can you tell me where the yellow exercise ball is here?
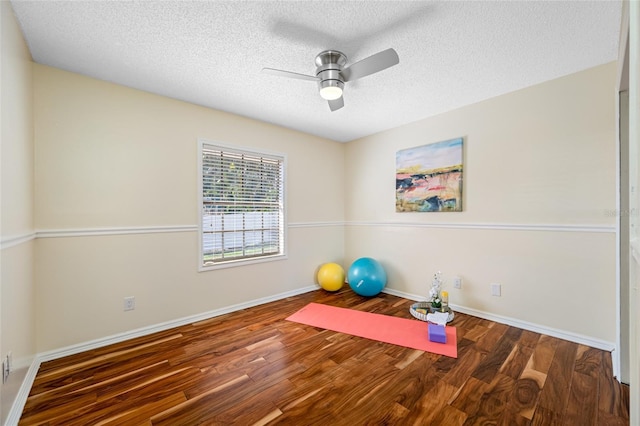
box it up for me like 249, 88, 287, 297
317, 263, 345, 292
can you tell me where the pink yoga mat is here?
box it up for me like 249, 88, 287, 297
286, 303, 457, 358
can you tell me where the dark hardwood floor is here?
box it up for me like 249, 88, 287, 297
20, 289, 629, 425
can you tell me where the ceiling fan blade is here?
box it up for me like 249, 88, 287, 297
340, 48, 399, 82
262, 67, 319, 82
328, 96, 344, 112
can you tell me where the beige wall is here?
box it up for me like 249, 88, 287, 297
345, 63, 618, 344
33, 65, 345, 352
33, 62, 619, 351
0, 1, 35, 423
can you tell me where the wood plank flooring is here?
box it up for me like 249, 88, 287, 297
20, 289, 629, 425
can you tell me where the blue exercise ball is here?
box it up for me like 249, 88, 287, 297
348, 257, 387, 297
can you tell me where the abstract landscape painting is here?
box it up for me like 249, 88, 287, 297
396, 137, 463, 212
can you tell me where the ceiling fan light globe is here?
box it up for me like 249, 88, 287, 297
320, 85, 343, 100
319, 79, 344, 100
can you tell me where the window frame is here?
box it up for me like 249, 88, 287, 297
197, 139, 287, 271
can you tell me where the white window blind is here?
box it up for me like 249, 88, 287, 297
200, 142, 285, 268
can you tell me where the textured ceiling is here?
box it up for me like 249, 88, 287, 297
11, 1, 622, 142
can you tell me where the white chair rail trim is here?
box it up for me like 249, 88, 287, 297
0, 232, 36, 250
0, 221, 613, 243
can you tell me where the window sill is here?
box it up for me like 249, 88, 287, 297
198, 253, 288, 272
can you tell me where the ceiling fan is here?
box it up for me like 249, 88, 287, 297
262, 48, 399, 111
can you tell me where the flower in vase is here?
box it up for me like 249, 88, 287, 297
429, 271, 444, 308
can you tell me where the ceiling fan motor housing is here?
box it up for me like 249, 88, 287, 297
315, 50, 346, 95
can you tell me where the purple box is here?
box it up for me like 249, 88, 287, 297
428, 323, 447, 344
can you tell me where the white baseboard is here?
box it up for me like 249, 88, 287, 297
382, 287, 618, 353
5, 357, 41, 426
5, 285, 318, 426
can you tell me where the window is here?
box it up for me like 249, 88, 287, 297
198, 140, 285, 269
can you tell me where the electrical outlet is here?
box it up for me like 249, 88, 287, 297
491, 283, 501, 296
124, 296, 136, 311
453, 276, 462, 289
